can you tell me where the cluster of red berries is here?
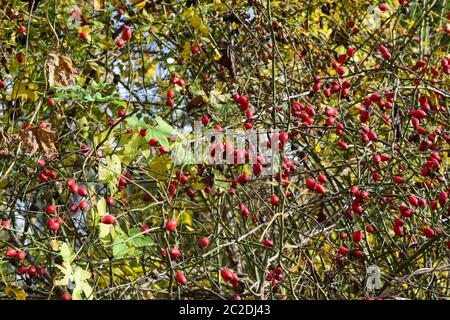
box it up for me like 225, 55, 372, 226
4, 248, 46, 279
266, 265, 284, 292
221, 268, 239, 288
165, 76, 184, 108
116, 25, 132, 48
191, 45, 201, 55
232, 93, 254, 129
306, 176, 326, 194
344, 186, 370, 217
37, 160, 59, 183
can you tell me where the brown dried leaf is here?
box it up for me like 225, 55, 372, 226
218, 43, 236, 81
330, 27, 350, 47
187, 95, 206, 111
21, 126, 58, 160
45, 49, 75, 87
0, 130, 19, 159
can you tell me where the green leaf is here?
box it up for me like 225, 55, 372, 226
99, 224, 114, 241
97, 197, 106, 217
132, 236, 155, 248
128, 227, 155, 248
154, 116, 176, 137
122, 134, 143, 164
60, 243, 72, 264
112, 100, 127, 108
72, 267, 93, 300
147, 128, 170, 148
126, 116, 146, 129
98, 155, 121, 195
113, 234, 129, 259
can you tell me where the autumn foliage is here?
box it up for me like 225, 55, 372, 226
0, 0, 449, 300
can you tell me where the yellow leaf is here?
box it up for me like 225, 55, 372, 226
93, 0, 105, 10
145, 59, 158, 79
5, 285, 27, 300
49, 239, 60, 251
191, 14, 202, 29
11, 82, 38, 102
181, 41, 191, 60
183, 7, 195, 18
131, 0, 147, 9
191, 182, 205, 190
149, 155, 173, 181
182, 211, 192, 226
77, 26, 91, 34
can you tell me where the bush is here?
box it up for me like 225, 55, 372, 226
0, 0, 449, 300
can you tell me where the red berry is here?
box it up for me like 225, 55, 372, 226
271, 195, 280, 206
279, 132, 289, 143
47, 97, 55, 107
159, 146, 169, 154
347, 47, 356, 56
314, 183, 326, 194
27, 265, 37, 277
165, 219, 177, 231
338, 246, 349, 255
263, 239, 273, 247
394, 175, 404, 184
166, 89, 175, 99
46, 205, 57, 215
175, 271, 186, 285
6, 247, 17, 257
201, 114, 209, 126
379, 3, 388, 11
77, 187, 88, 197
423, 227, 435, 239
199, 237, 210, 248
408, 195, 419, 206
101, 214, 116, 225
220, 268, 233, 281
122, 28, 132, 41
306, 178, 316, 190
17, 251, 26, 261
180, 175, 188, 185
139, 128, 147, 137
106, 196, 115, 206
18, 265, 27, 275
394, 224, 404, 236
352, 230, 364, 243
317, 175, 328, 184
149, 138, 158, 147
61, 293, 72, 301
115, 39, 126, 48
79, 200, 88, 211
170, 247, 181, 259
79, 32, 88, 41
48, 218, 60, 231
69, 183, 79, 193
117, 108, 126, 117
